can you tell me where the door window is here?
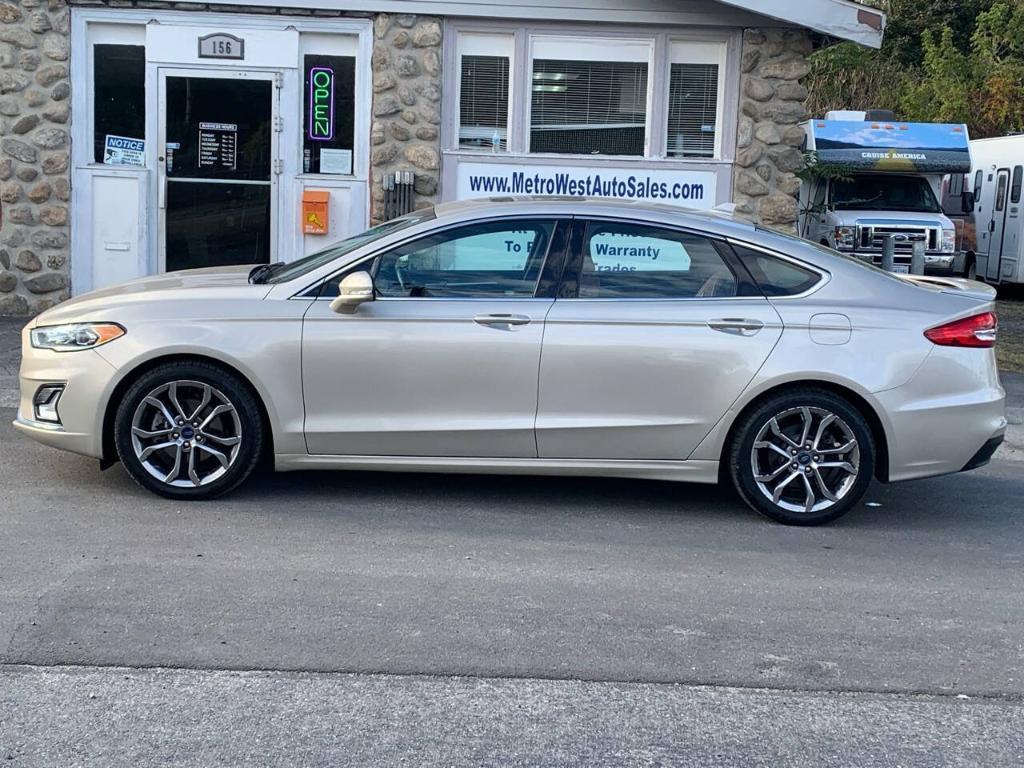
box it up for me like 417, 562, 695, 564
996, 173, 1008, 212
302, 54, 356, 174
93, 44, 145, 165
374, 220, 556, 298
573, 221, 739, 298
731, 245, 821, 296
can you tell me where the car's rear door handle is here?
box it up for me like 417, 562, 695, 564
474, 313, 532, 329
708, 318, 765, 336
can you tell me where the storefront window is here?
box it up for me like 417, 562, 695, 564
530, 59, 648, 156
451, 28, 728, 162
302, 54, 356, 174
460, 55, 510, 151
666, 42, 723, 159
93, 44, 145, 165
529, 38, 650, 157
667, 64, 718, 158
457, 33, 513, 152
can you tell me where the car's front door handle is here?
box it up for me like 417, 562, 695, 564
474, 313, 532, 330
708, 318, 765, 336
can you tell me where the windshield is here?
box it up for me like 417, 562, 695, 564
830, 175, 941, 213
266, 208, 436, 284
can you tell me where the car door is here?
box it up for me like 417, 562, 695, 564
302, 217, 568, 457
535, 219, 783, 461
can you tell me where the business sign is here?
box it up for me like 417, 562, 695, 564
198, 33, 244, 60
308, 66, 335, 141
456, 162, 717, 209
103, 135, 145, 167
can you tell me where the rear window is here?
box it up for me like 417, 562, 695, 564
732, 245, 820, 296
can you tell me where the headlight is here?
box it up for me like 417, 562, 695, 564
941, 228, 956, 253
30, 323, 125, 352
834, 226, 856, 250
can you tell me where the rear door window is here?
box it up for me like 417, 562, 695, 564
569, 221, 743, 299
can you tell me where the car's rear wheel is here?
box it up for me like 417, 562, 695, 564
728, 389, 875, 525
114, 362, 264, 500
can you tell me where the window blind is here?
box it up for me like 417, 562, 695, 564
459, 55, 510, 151
529, 59, 648, 156
666, 62, 719, 158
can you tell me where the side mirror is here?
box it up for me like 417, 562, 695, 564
962, 191, 975, 213
329, 271, 375, 315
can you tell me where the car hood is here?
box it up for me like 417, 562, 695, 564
32, 266, 272, 326
830, 209, 951, 226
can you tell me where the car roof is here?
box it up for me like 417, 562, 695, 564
431, 195, 760, 238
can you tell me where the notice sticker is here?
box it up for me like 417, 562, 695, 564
318, 148, 352, 175
104, 135, 145, 166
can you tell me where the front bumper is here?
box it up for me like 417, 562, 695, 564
12, 325, 118, 459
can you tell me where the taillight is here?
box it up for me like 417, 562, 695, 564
924, 312, 997, 348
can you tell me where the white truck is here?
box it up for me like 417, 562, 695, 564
942, 134, 1024, 285
798, 111, 969, 275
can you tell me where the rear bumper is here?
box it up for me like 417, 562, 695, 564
961, 433, 1005, 472
875, 347, 1006, 482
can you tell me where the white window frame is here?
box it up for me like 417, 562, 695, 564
445, 22, 738, 164
665, 39, 727, 160
454, 31, 515, 153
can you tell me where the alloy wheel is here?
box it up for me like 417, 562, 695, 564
750, 406, 861, 515
130, 380, 243, 487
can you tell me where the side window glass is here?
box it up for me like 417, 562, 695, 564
375, 220, 555, 298
996, 174, 1008, 212
578, 222, 737, 299
973, 170, 983, 204
1011, 166, 1022, 204
732, 245, 820, 296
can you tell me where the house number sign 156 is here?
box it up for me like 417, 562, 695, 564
198, 33, 245, 60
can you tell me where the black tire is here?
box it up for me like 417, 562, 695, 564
728, 388, 875, 526
114, 361, 265, 500
966, 256, 977, 281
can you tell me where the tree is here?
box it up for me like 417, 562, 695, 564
805, 0, 1024, 138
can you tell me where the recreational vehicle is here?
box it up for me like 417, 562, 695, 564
799, 112, 968, 274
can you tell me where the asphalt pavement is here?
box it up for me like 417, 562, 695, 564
1, 316, 1023, 765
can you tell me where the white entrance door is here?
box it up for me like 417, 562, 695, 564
157, 68, 280, 272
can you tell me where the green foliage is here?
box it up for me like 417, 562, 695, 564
806, 0, 1024, 138
796, 151, 855, 185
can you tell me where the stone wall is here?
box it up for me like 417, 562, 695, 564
370, 13, 442, 225
732, 28, 811, 233
0, 0, 70, 315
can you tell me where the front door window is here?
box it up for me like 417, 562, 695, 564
373, 220, 556, 298
162, 73, 275, 272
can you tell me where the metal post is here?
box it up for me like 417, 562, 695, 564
911, 240, 925, 275
881, 234, 895, 272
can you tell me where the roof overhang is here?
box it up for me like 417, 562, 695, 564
715, 0, 885, 48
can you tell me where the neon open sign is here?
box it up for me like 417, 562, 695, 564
308, 66, 335, 141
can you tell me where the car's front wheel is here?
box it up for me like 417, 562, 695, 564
114, 362, 264, 500
728, 389, 875, 525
